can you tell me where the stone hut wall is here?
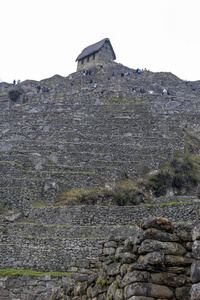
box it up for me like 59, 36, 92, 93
77, 52, 100, 71
77, 41, 114, 71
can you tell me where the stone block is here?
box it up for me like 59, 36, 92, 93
104, 241, 117, 248
138, 217, 173, 232
142, 228, 179, 242
138, 251, 164, 265
190, 282, 200, 300
124, 282, 173, 299
151, 272, 185, 287
115, 288, 124, 300
175, 286, 191, 300
165, 255, 194, 266
121, 270, 151, 288
138, 239, 186, 255
75, 259, 89, 269
193, 241, 200, 259
192, 220, 200, 241
38, 274, 51, 281
191, 261, 200, 283
121, 253, 137, 264
103, 247, 115, 255
106, 262, 121, 276
107, 281, 117, 299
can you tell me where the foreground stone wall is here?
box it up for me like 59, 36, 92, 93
190, 213, 200, 299
0, 217, 195, 299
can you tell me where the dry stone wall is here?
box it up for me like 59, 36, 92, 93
1, 62, 200, 208
0, 216, 196, 300
28, 201, 198, 226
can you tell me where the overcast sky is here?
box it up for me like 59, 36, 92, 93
1, 0, 200, 83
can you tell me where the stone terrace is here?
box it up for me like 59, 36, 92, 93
0, 195, 198, 274
1, 62, 200, 208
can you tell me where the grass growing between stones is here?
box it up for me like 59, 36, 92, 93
55, 178, 150, 206
0, 269, 71, 277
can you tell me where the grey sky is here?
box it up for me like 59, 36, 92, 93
1, 0, 200, 83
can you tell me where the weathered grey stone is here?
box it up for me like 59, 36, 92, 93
104, 241, 117, 248
151, 272, 185, 287
138, 239, 186, 255
121, 270, 150, 288
3, 213, 22, 223
190, 282, 200, 300
106, 262, 121, 276
175, 286, 191, 300
138, 251, 164, 265
142, 228, 179, 242
192, 220, 200, 241
38, 274, 51, 281
107, 281, 117, 299
191, 261, 200, 283
192, 241, 200, 259
115, 247, 125, 258
124, 282, 173, 299
166, 266, 185, 274
87, 283, 107, 298
120, 264, 129, 277
121, 253, 137, 264
115, 288, 124, 300
75, 259, 89, 269
103, 247, 115, 255
126, 228, 144, 246
165, 255, 194, 266
139, 217, 173, 233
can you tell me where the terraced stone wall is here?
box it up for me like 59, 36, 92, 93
0, 217, 195, 299
28, 201, 199, 226
1, 63, 200, 299
1, 63, 200, 208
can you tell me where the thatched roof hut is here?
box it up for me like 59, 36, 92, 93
76, 38, 116, 71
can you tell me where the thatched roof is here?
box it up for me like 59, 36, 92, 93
76, 38, 116, 61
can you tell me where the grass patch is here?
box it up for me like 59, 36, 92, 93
46, 80, 57, 85
56, 178, 151, 206
0, 269, 71, 277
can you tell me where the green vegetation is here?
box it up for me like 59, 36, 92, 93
96, 278, 107, 286
0, 269, 71, 277
114, 280, 119, 291
55, 177, 150, 206
55, 133, 200, 206
8, 89, 22, 101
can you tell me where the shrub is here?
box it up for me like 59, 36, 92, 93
8, 89, 22, 101
148, 172, 171, 197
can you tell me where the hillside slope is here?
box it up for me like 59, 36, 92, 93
0, 62, 200, 209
